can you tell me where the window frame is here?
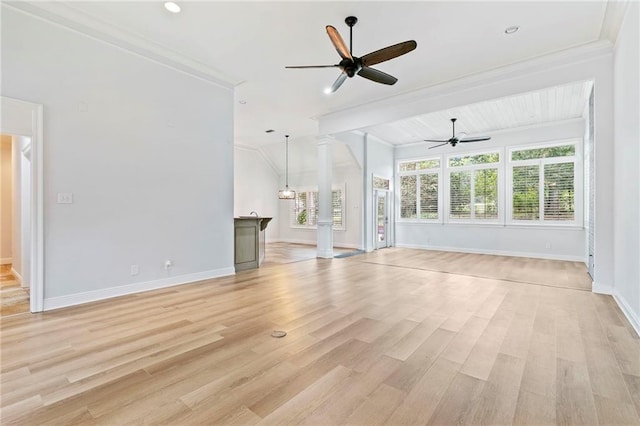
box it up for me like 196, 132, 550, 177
444, 148, 503, 224
289, 184, 346, 231
506, 139, 582, 227
396, 156, 442, 223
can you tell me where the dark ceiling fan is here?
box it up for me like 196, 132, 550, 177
425, 118, 492, 149
286, 16, 417, 93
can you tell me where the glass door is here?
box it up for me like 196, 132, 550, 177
376, 190, 389, 249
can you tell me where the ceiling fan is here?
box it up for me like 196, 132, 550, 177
286, 16, 417, 93
425, 118, 492, 149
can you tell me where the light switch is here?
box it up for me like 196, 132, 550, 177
57, 193, 73, 204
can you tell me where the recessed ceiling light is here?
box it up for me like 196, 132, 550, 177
164, 2, 181, 13
323, 87, 332, 95
504, 26, 520, 35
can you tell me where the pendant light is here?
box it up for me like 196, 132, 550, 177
278, 135, 296, 199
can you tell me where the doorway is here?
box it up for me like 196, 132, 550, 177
0, 134, 31, 316
0, 97, 44, 312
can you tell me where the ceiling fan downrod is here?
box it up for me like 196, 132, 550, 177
345, 16, 358, 56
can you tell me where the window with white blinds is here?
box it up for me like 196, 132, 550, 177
447, 152, 500, 222
290, 186, 345, 230
509, 143, 577, 224
398, 158, 440, 220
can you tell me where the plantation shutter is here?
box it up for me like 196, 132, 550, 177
544, 162, 574, 220
512, 165, 540, 220
419, 173, 438, 219
400, 175, 417, 219
450, 171, 471, 219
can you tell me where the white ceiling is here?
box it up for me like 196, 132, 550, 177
12, 0, 619, 150
364, 80, 594, 144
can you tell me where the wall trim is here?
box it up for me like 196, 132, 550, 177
10, 267, 23, 286
0, 257, 12, 265
592, 281, 613, 295
613, 291, 640, 337
43, 267, 235, 311
3, 2, 236, 90
395, 243, 586, 262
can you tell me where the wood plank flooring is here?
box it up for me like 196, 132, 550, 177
1, 249, 638, 425
357, 248, 593, 291
262, 242, 355, 265
0, 265, 29, 317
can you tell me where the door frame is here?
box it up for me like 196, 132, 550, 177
374, 189, 392, 250
1, 96, 44, 312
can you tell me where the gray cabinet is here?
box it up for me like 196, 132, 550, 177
234, 217, 272, 272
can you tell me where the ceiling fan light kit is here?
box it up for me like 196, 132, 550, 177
278, 135, 296, 200
424, 118, 492, 149
286, 16, 417, 93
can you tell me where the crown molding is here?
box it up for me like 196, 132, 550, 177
234, 144, 280, 176
3, 1, 238, 89
600, 0, 631, 44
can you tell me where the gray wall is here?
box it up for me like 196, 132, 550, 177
1, 8, 234, 303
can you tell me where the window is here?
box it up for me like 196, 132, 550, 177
291, 186, 345, 230
373, 176, 390, 190
398, 158, 440, 220
447, 152, 500, 222
509, 143, 578, 224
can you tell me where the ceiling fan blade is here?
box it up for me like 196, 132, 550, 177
428, 142, 450, 150
361, 40, 417, 67
424, 139, 448, 143
285, 65, 340, 69
459, 137, 492, 143
326, 25, 352, 61
328, 72, 348, 93
357, 66, 398, 85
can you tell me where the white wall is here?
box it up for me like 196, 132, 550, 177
612, 2, 640, 333
234, 146, 279, 242
395, 119, 587, 261
278, 165, 362, 249
0, 136, 12, 263
1, 8, 235, 306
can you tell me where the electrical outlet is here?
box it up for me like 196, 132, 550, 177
545, 242, 552, 249
57, 192, 73, 204
130, 264, 139, 276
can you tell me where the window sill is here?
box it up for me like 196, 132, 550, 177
396, 221, 584, 231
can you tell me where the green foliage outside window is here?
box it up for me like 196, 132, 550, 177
512, 145, 575, 161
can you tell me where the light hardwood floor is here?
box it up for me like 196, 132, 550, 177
1, 249, 638, 425
262, 243, 356, 265
0, 265, 29, 318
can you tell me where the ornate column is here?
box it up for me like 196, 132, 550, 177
317, 135, 334, 258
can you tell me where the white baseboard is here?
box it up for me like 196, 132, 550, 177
613, 292, 640, 338
10, 267, 23, 286
592, 281, 613, 295
395, 243, 585, 262
0, 257, 12, 265
43, 267, 236, 311
276, 238, 360, 250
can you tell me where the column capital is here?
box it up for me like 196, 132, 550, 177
316, 134, 336, 146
